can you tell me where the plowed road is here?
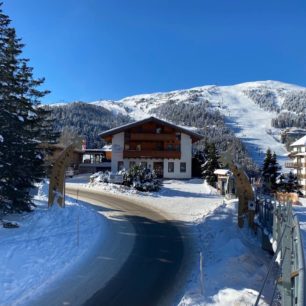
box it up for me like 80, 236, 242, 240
62, 184, 194, 306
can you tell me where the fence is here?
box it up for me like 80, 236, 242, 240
255, 197, 306, 306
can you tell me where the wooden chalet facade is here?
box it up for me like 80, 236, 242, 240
99, 116, 203, 179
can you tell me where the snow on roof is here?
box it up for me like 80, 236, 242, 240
290, 135, 306, 147
214, 169, 231, 176
101, 144, 112, 151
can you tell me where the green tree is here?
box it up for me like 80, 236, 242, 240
261, 149, 280, 192
201, 142, 221, 186
0, 4, 57, 213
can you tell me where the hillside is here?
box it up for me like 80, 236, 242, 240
47, 80, 306, 172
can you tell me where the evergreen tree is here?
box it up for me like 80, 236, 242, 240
285, 171, 302, 193
261, 149, 280, 192
201, 142, 221, 186
0, 4, 57, 213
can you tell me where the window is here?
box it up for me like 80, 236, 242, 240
140, 161, 147, 169
156, 142, 163, 150
117, 161, 124, 172
180, 162, 186, 173
167, 143, 174, 151
168, 162, 174, 173
136, 144, 141, 151
129, 161, 136, 168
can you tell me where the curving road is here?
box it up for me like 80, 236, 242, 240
64, 184, 195, 306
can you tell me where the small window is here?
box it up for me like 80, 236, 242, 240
140, 161, 147, 169
136, 144, 141, 151
117, 161, 124, 172
168, 162, 174, 173
180, 162, 186, 173
129, 161, 136, 168
156, 142, 163, 150
167, 143, 174, 151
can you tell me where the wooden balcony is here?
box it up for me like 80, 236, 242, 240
285, 162, 306, 169
129, 133, 176, 141
123, 150, 181, 159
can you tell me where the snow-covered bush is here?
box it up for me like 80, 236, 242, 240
123, 165, 161, 192
90, 171, 111, 184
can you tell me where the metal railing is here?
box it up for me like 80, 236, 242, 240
255, 198, 306, 306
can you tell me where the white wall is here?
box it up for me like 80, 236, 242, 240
123, 158, 163, 171
163, 133, 192, 179
111, 132, 124, 173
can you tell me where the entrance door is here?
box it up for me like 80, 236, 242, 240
153, 162, 164, 178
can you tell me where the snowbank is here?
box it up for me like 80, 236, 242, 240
0, 180, 107, 306
178, 201, 272, 306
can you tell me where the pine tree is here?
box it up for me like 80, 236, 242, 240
0, 4, 57, 213
261, 149, 280, 192
285, 171, 302, 193
201, 142, 221, 186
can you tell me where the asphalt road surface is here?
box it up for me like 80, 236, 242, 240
65, 184, 194, 306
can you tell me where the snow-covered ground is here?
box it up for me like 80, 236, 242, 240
179, 200, 272, 306
74, 175, 273, 305
0, 181, 107, 306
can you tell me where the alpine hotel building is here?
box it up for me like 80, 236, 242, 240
99, 117, 203, 179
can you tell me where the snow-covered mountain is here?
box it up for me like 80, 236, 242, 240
90, 80, 306, 168
50, 80, 306, 170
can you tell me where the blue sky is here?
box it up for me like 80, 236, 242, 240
4, 0, 306, 103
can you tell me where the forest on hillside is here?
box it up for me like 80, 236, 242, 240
45, 102, 132, 148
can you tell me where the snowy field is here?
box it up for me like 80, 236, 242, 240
0, 181, 107, 306
72, 175, 273, 305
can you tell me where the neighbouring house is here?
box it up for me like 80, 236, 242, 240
281, 128, 306, 149
79, 145, 112, 173
214, 169, 236, 196
285, 135, 306, 196
44, 144, 83, 171
99, 116, 203, 179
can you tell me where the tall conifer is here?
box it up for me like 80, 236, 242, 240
0, 3, 57, 212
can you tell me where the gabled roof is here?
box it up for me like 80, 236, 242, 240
99, 116, 203, 142
290, 135, 306, 147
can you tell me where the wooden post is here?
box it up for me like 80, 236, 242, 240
200, 252, 204, 295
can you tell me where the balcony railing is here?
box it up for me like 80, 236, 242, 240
129, 133, 176, 141
123, 150, 181, 159
285, 162, 306, 169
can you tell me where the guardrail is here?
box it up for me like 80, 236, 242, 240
255, 197, 306, 306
